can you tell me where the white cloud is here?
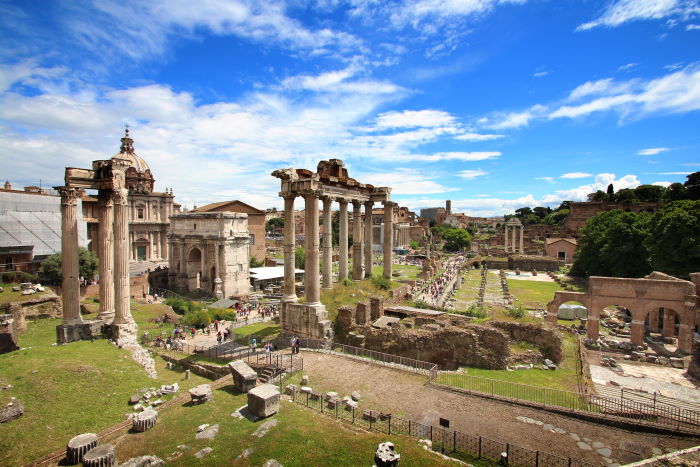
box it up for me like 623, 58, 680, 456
484, 105, 547, 129
643, 171, 692, 175
536, 176, 555, 183
533, 71, 549, 77
618, 62, 638, 72
457, 169, 488, 179
560, 172, 592, 179
688, 23, 700, 29
577, 0, 699, 31
652, 181, 673, 186
454, 132, 505, 141
411, 151, 501, 162
375, 109, 456, 128
540, 173, 641, 204
637, 147, 670, 155
360, 168, 457, 194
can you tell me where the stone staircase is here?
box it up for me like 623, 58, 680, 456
258, 365, 283, 383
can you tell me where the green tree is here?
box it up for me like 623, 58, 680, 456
607, 183, 614, 196
39, 247, 99, 284
647, 200, 700, 278
685, 171, 700, 200
533, 206, 551, 219
514, 207, 532, 218
571, 210, 651, 278
634, 184, 665, 202
265, 217, 284, 234
613, 188, 636, 203
442, 228, 471, 252
664, 182, 688, 202
250, 256, 264, 268
409, 239, 420, 250
294, 246, 305, 270
587, 190, 608, 202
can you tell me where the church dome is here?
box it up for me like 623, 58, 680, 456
112, 128, 150, 173
112, 128, 154, 194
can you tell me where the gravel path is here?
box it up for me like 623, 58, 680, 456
297, 351, 699, 466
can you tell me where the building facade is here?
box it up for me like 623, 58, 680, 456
168, 212, 251, 298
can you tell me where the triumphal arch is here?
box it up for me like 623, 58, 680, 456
55, 132, 140, 345
272, 159, 392, 340
547, 272, 699, 354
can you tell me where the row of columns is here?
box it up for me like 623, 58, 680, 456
58, 184, 134, 329
504, 224, 524, 253
282, 193, 395, 305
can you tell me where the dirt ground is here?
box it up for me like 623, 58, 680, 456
296, 351, 699, 466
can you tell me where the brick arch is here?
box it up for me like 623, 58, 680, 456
546, 291, 590, 324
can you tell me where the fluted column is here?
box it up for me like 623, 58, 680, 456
304, 192, 320, 305
57, 187, 83, 325
282, 194, 298, 303
352, 200, 363, 280
113, 187, 135, 327
519, 226, 524, 253
97, 191, 115, 321
321, 196, 333, 289
160, 231, 167, 260
338, 199, 348, 282
383, 202, 395, 279
504, 226, 509, 252
364, 201, 373, 278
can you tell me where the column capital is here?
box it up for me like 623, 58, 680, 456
337, 197, 348, 205
383, 201, 398, 208
111, 187, 129, 206
55, 186, 83, 206
364, 200, 374, 208
351, 199, 362, 208
282, 193, 297, 201
98, 190, 114, 207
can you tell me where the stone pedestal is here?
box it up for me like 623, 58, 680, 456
229, 360, 258, 393
66, 433, 98, 465
247, 383, 280, 418
132, 409, 158, 432
189, 384, 213, 404
112, 321, 138, 347
83, 444, 116, 467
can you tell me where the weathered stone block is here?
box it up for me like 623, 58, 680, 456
189, 384, 212, 404
66, 433, 98, 464
228, 360, 258, 393
83, 444, 115, 467
247, 383, 280, 418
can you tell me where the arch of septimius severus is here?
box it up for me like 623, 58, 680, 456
272, 159, 392, 340
55, 132, 140, 345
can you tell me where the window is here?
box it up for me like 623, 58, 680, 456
557, 251, 566, 260
249, 233, 255, 245
137, 208, 144, 219
193, 223, 197, 230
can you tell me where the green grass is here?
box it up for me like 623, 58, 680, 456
437, 334, 582, 400
232, 322, 281, 339
0, 283, 54, 305
506, 279, 563, 308
106, 377, 469, 467
0, 318, 213, 466
319, 279, 396, 322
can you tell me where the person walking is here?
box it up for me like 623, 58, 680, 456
216, 331, 222, 345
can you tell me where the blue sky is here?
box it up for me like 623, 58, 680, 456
0, 0, 698, 216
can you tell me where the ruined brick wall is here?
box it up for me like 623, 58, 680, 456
688, 339, 700, 380
341, 323, 511, 370
4, 295, 62, 333
508, 256, 559, 272
490, 321, 563, 363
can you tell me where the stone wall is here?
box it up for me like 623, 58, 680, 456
2, 295, 62, 333
490, 320, 564, 363
687, 339, 700, 380
356, 324, 511, 370
160, 354, 229, 380
508, 255, 559, 272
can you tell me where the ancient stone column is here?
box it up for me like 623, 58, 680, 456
630, 319, 645, 348
352, 200, 363, 281
282, 194, 298, 304
97, 191, 115, 321
57, 187, 83, 325
519, 225, 524, 253
338, 198, 349, 282
364, 201, 373, 278
304, 192, 321, 306
511, 227, 517, 253
321, 196, 333, 289
383, 202, 395, 279
112, 187, 136, 332
504, 226, 509, 252
678, 322, 693, 354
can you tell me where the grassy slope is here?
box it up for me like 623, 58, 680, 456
0, 318, 212, 466
108, 379, 468, 467
0, 284, 55, 305
232, 322, 281, 339
319, 279, 394, 322
441, 334, 581, 393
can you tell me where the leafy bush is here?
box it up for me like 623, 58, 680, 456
341, 278, 353, 287
413, 299, 430, 309
249, 257, 265, 268
39, 247, 98, 284
506, 306, 525, 319
164, 298, 202, 315
371, 274, 391, 290
208, 307, 237, 321
182, 309, 211, 329
461, 305, 487, 318
1, 271, 38, 284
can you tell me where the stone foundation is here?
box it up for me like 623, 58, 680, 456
282, 303, 333, 340
56, 319, 106, 344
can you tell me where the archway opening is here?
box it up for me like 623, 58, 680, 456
644, 308, 680, 354
187, 247, 202, 291
556, 300, 587, 333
